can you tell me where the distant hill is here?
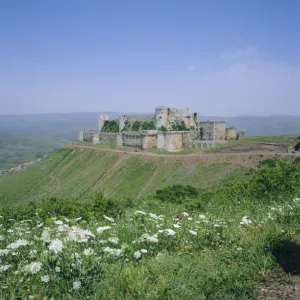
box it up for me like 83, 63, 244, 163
0, 131, 70, 169
1, 113, 300, 140
0, 112, 120, 140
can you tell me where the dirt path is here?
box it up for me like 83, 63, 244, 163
66, 144, 300, 159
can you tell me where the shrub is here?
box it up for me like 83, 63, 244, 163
102, 120, 119, 133
0, 190, 133, 222
155, 184, 199, 204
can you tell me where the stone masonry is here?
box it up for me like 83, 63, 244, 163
79, 106, 243, 152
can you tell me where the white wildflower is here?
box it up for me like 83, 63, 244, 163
96, 226, 111, 234
7, 229, 14, 233
134, 251, 141, 259
0, 249, 10, 256
73, 281, 81, 290
83, 248, 94, 256
103, 215, 114, 222
135, 210, 146, 215
54, 220, 63, 225
49, 239, 63, 254
103, 247, 123, 257
165, 229, 176, 236
240, 216, 252, 225
182, 212, 189, 217
7, 239, 28, 249
187, 217, 193, 221
41, 275, 50, 283
30, 250, 37, 255
25, 262, 42, 274
173, 224, 180, 228
146, 235, 158, 243
55, 266, 61, 272
0, 265, 10, 272
99, 239, 107, 244
189, 230, 197, 235
140, 249, 148, 253
199, 214, 206, 219
236, 247, 243, 251
41, 229, 51, 242
108, 237, 119, 244
74, 217, 82, 221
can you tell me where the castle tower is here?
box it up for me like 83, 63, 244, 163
155, 106, 169, 129
99, 115, 109, 132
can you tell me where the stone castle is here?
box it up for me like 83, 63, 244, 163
79, 106, 243, 152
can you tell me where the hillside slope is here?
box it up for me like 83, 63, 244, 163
0, 146, 288, 206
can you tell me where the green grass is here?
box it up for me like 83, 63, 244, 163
0, 147, 250, 205
1, 159, 300, 299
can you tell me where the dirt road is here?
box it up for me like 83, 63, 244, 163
66, 144, 299, 159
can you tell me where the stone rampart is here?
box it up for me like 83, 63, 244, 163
98, 133, 120, 144
122, 131, 142, 147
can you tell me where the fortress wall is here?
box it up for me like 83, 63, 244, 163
79, 131, 97, 142
226, 128, 238, 140
163, 132, 183, 152
125, 115, 154, 122
79, 131, 84, 142
214, 122, 226, 141
157, 132, 165, 149
119, 114, 154, 131
190, 141, 227, 148
142, 135, 157, 149
98, 133, 119, 144
199, 121, 215, 140
122, 131, 142, 147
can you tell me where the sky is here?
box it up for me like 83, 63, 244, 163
0, 0, 299, 116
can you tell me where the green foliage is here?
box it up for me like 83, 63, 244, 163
155, 184, 199, 204
171, 120, 189, 131
132, 121, 142, 131
101, 120, 119, 133
158, 125, 168, 132
198, 159, 300, 209
2, 157, 300, 299
0, 190, 133, 222
122, 120, 131, 131
141, 121, 156, 130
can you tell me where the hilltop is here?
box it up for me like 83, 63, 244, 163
0, 135, 298, 206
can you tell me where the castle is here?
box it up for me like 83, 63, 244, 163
79, 106, 243, 152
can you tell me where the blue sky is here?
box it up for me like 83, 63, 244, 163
1, 0, 299, 116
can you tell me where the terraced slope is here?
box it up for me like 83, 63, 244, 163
0, 146, 285, 205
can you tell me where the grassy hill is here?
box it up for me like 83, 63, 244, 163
1, 151, 300, 299
2, 139, 296, 206
0, 146, 261, 205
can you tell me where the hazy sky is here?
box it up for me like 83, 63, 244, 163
1, 0, 299, 116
